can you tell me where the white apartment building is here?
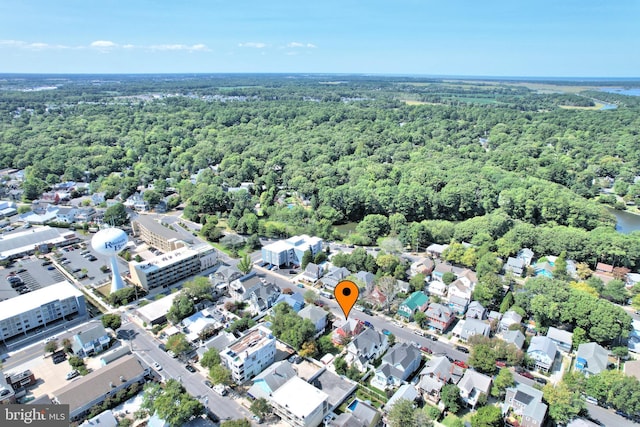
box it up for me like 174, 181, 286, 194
128, 244, 217, 291
261, 235, 323, 267
0, 281, 87, 343
270, 376, 330, 427
220, 325, 276, 383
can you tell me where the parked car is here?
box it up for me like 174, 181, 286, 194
534, 377, 547, 385
454, 360, 468, 369
185, 364, 196, 373
213, 384, 227, 396
297, 283, 305, 288
585, 396, 599, 405
167, 350, 177, 358
282, 288, 293, 295
363, 320, 373, 328
413, 329, 425, 337
66, 370, 79, 380
428, 334, 438, 341
203, 380, 214, 388
382, 329, 391, 336
314, 300, 325, 307
47, 266, 56, 270
519, 371, 535, 380
455, 345, 469, 353
420, 346, 432, 354
153, 362, 162, 371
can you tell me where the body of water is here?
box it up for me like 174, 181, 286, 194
608, 207, 640, 234
599, 87, 640, 97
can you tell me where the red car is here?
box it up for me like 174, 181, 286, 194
420, 346, 432, 354
519, 371, 535, 380
496, 361, 507, 368
454, 360, 468, 369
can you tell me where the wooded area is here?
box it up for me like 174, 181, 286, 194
2, 74, 639, 266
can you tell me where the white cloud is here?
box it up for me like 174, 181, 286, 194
149, 43, 210, 52
238, 42, 267, 48
286, 42, 317, 49
0, 40, 69, 50
122, 44, 135, 49
90, 40, 117, 48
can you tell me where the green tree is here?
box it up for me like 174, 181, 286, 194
226, 316, 256, 334
542, 381, 585, 425
491, 368, 514, 398
409, 273, 426, 292
209, 364, 232, 385
334, 356, 347, 375
165, 333, 190, 355
387, 398, 433, 427
442, 272, 456, 285
250, 397, 271, 420
246, 234, 262, 250
601, 279, 628, 304
142, 380, 203, 427
103, 203, 129, 226
183, 276, 213, 302
303, 289, 318, 304
101, 313, 122, 330
143, 190, 162, 207
499, 292, 514, 313
301, 249, 313, 269
356, 214, 390, 244
200, 348, 221, 369
470, 405, 503, 427
44, 340, 59, 354
167, 294, 195, 324
468, 343, 497, 375
221, 420, 251, 427
413, 310, 427, 328
237, 253, 253, 275
441, 384, 461, 414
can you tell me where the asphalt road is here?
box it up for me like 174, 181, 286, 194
124, 317, 254, 422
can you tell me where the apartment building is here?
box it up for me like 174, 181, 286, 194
220, 325, 276, 383
128, 244, 217, 291
0, 281, 87, 343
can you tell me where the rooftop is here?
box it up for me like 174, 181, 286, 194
271, 376, 329, 419
226, 325, 274, 358
132, 215, 185, 242
0, 281, 83, 321
0, 226, 76, 259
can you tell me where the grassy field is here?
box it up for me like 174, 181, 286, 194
558, 103, 604, 110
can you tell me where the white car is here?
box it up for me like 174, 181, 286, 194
153, 362, 162, 371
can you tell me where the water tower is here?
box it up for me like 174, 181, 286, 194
91, 227, 128, 293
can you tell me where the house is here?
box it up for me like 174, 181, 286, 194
247, 360, 297, 400
74, 207, 96, 223
575, 343, 609, 377
56, 206, 78, 223
367, 286, 387, 307
595, 262, 614, 274
458, 369, 492, 409
302, 262, 324, 283
248, 281, 281, 313
457, 269, 478, 289
0, 372, 16, 404
533, 261, 554, 278
425, 303, 455, 333
505, 257, 525, 276
502, 383, 548, 427
426, 280, 447, 298
229, 272, 263, 301
417, 356, 453, 402
80, 410, 118, 427
518, 248, 535, 266
211, 265, 243, 285
458, 318, 491, 342
499, 310, 523, 333
432, 263, 454, 282
298, 305, 328, 335
91, 192, 106, 205
410, 258, 435, 276
331, 399, 381, 427
261, 234, 323, 268
355, 271, 376, 292
385, 384, 419, 412
488, 310, 502, 324
73, 324, 111, 357
347, 329, 389, 372
623, 359, 640, 381
270, 376, 330, 427
466, 301, 486, 320
321, 267, 351, 291
448, 295, 470, 315
501, 330, 526, 349
629, 319, 640, 353
397, 291, 429, 320
275, 293, 305, 312
220, 324, 276, 383
546, 327, 573, 353
333, 318, 364, 345
41, 191, 61, 205
527, 336, 557, 372
427, 244, 449, 259
371, 343, 422, 389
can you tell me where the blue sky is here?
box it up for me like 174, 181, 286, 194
0, 1, 638, 76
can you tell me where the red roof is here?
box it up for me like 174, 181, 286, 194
596, 262, 614, 273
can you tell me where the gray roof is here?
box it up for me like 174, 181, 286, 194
460, 318, 491, 340
351, 329, 385, 355
501, 310, 522, 325
132, 215, 185, 242
386, 384, 419, 410
507, 383, 547, 423
382, 342, 421, 371
213, 266, 243, 283
298, 305, 328, 324
196, 332, 235, 358
502, 330, 526, 349
351, 400, 380, 426
247, 361, 297, 399
467, 301, 485, 315
546, 327, 573, 346
75, 324, 108, 346
449, 294, 470, 307
250, 282, 280, 311
458, 369, 492, 396
426, 303, 453, 320
528, 336, 557, 360
576, 342, 609, 375
355, 271, 375, 286
419, 355, 452, 382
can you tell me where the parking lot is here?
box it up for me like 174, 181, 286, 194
53, 240, 127, 286
8, 352, 78, 400
1, 257, 67, 302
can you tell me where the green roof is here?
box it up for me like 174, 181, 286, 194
401, 291, 429, 311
